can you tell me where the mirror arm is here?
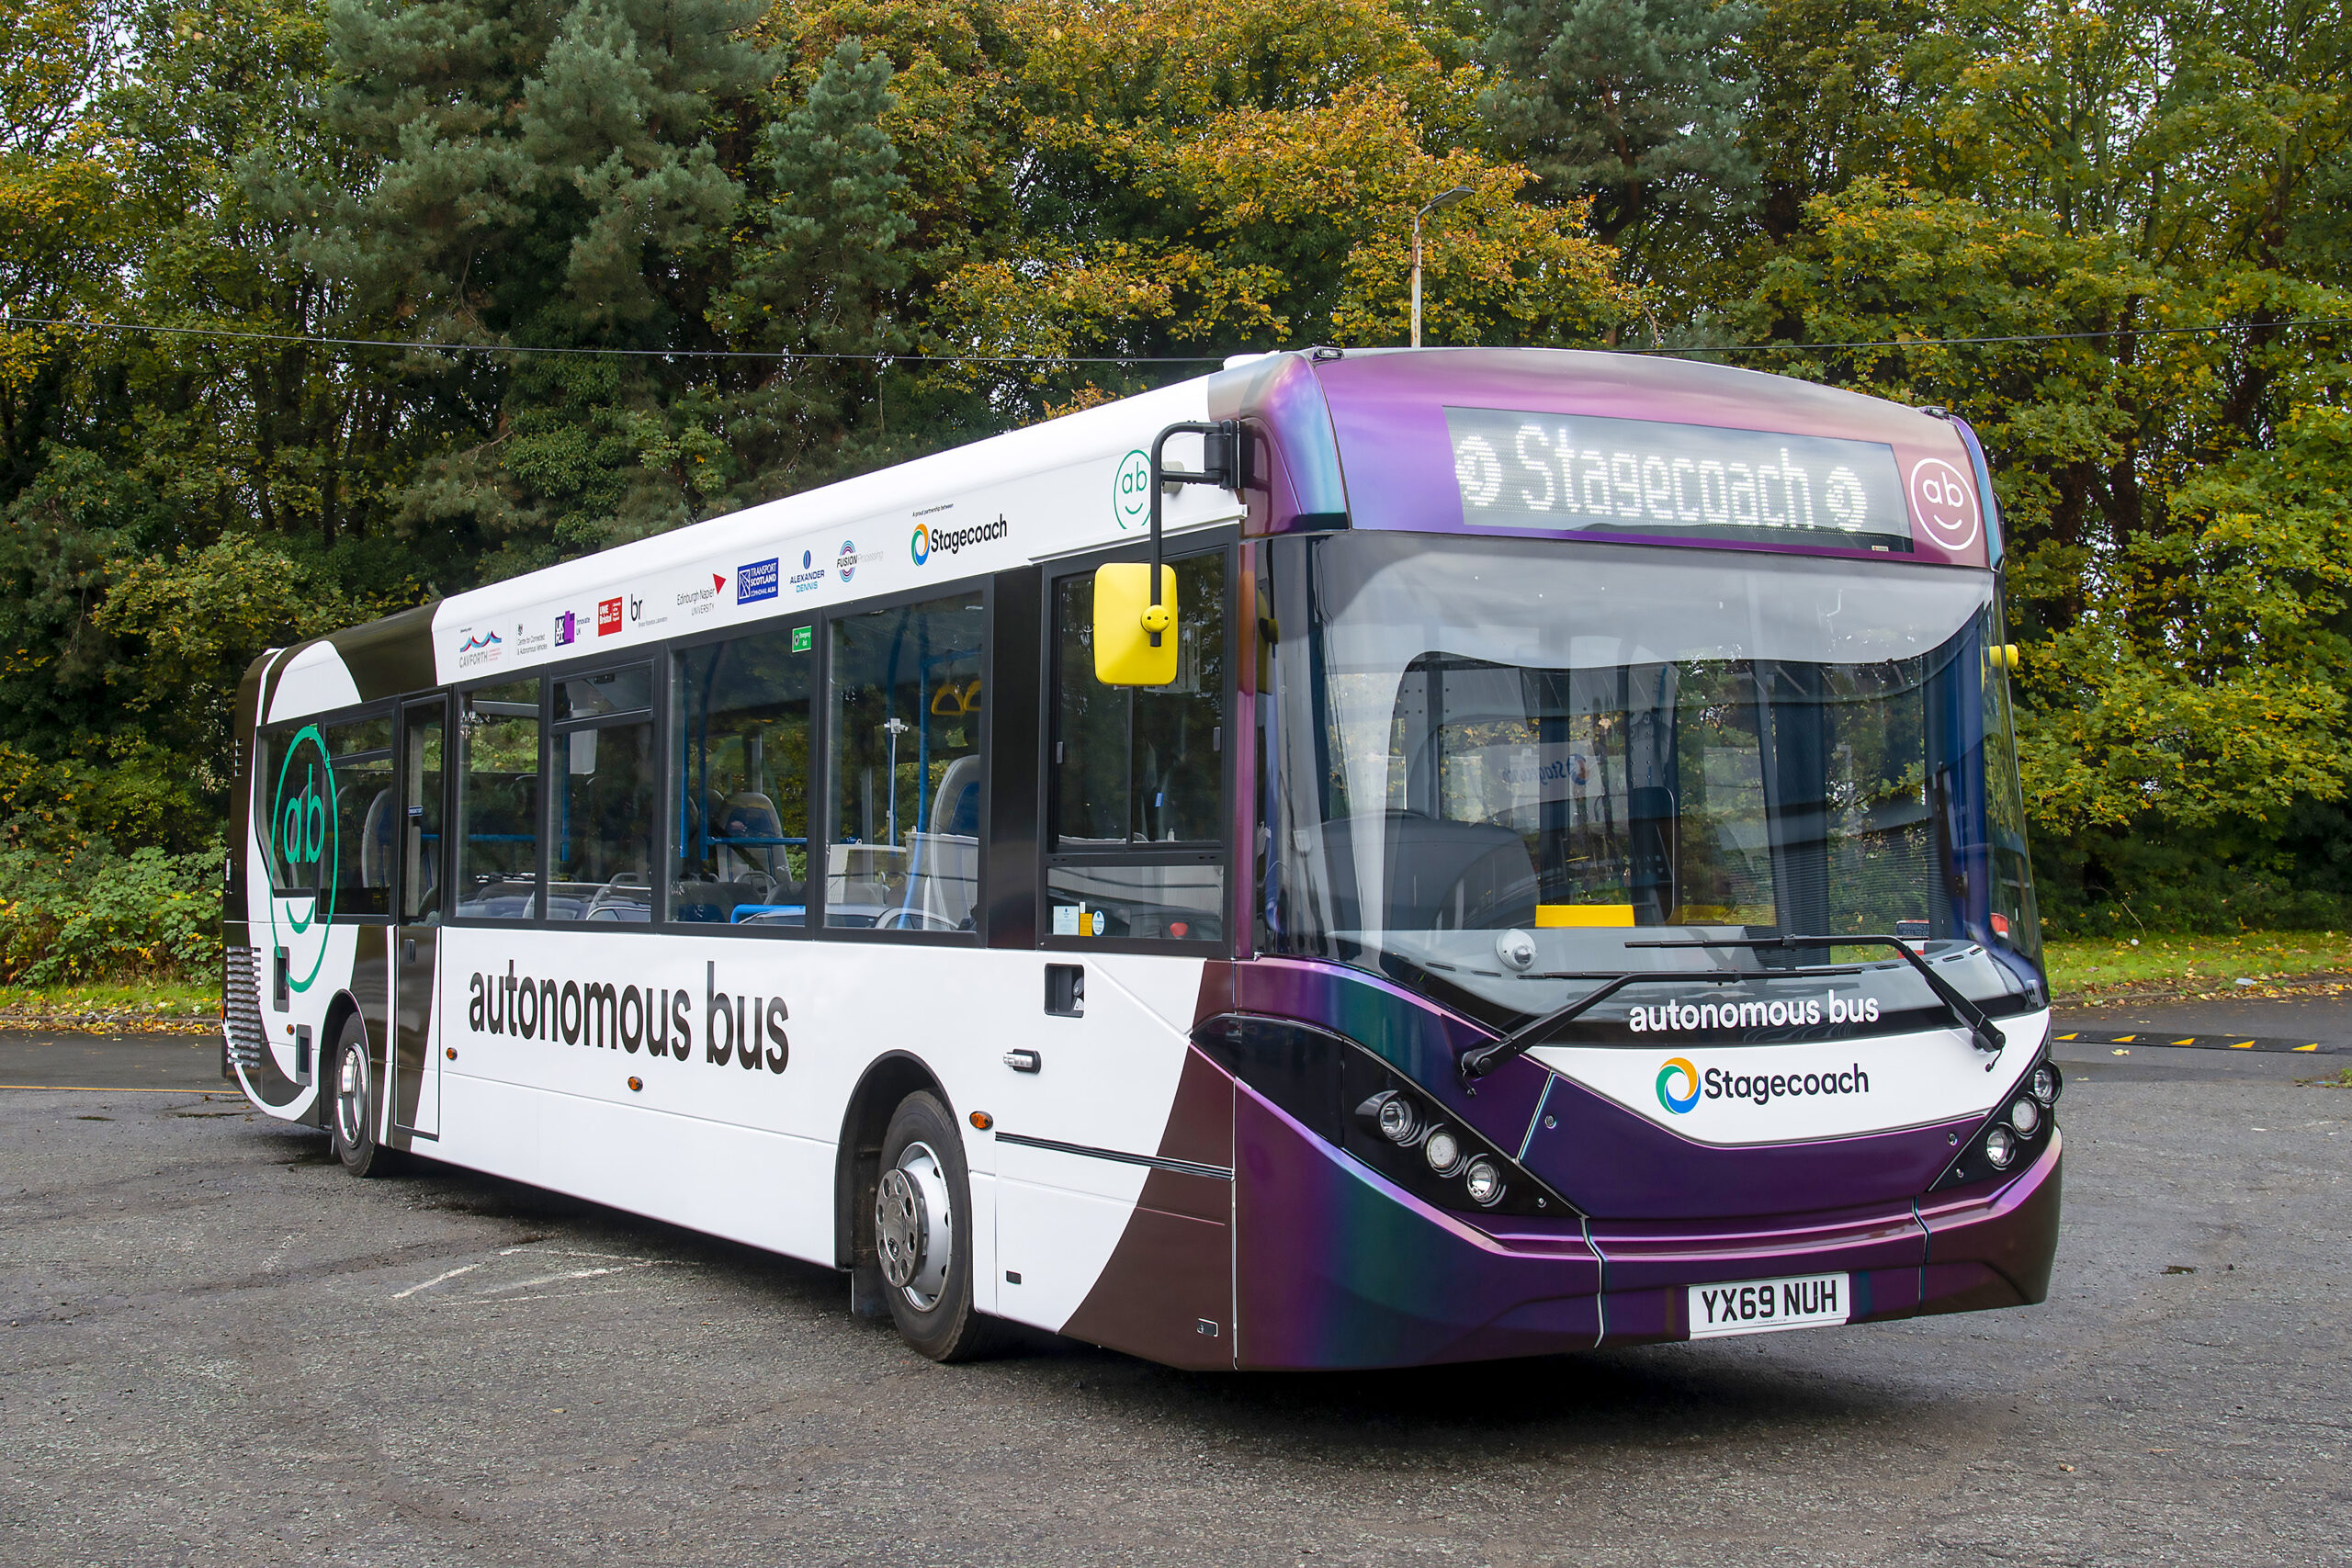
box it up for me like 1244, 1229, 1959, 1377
1148, 420, 1240, 647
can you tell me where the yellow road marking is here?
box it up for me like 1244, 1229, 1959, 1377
2172, 1038, 2197, 1045
2294, 1043, 2320, 1052
2056, 1032, 2079, 1041
2231, 1041, 2255, 1049
2112, 1034, 2138, 1043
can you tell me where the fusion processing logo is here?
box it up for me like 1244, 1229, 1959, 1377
1657, 1056, 1701, 1114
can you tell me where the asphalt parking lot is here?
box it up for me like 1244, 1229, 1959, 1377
3, 1006, 2346, 1567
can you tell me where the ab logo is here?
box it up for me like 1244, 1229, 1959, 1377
1114, 449, 1151, 529
267, 724, 338, 996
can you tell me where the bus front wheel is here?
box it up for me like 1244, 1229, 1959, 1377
874, 1090, 996, 1361
327, 1016, 398, 1179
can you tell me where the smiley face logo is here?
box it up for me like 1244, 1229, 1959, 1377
1909, 457, 1981, 552
1656, 1056, 1701, 1114
266, 724, 338, 995
1113, 449, 1151, 529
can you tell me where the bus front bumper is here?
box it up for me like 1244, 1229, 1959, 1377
1232, 1083, 2063, 1370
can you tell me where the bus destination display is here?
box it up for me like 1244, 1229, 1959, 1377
1443, 406, 1912, 550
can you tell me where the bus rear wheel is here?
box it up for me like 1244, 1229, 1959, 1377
327, 1016, 398, 1178
874, 1090, 996, 1362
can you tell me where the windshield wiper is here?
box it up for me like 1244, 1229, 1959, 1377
1456, 933, 2007, 1086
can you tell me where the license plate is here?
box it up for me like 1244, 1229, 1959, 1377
1687, 1272, 1850, 1339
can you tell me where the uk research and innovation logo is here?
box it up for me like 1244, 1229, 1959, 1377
1656, 1056, 1701, 1114
554, 611, 578, 647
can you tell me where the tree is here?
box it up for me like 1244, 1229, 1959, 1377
1481, 0, 1759, 269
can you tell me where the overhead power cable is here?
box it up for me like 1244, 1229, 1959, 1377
2, 311, 2346, 363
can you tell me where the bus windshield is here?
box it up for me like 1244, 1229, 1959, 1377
1259, 533, 2044, 1035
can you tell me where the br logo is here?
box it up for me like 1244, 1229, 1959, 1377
268, 724, 338, 995
1656, 1056, 1701, 1114
1113, 449, 1151, 530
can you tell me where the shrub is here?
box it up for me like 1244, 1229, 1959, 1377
0, 840, 223, 986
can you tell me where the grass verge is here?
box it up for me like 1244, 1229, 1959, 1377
2043, 931, 2352, 1001
0, 976, 221, 1033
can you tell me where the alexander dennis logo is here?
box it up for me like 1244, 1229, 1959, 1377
1657, 1057, 1701, 1114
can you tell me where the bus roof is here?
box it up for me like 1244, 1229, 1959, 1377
259, 348, 1995, 714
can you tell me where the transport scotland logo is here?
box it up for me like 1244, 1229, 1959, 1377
1657, 1056, 1702, 1114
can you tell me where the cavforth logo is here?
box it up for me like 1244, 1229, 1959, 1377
267, 724, 337, 997
458, 631, 500, 652
1114, 448, 1151, 529
1656, 1056, 1701, 1114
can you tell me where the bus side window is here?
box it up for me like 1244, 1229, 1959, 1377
549, 664, 656, 923
827, 592, 985, 934
324, 715, 395, 919
457, 679, 542, 919
1047, 548, 1227, 945
672, 627, 814, 928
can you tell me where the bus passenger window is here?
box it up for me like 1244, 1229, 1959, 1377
549, 665, 656, 922
672, 628, 813, 927
828, 592, 985, 933
324, 715, 394, 919
1048, 549, 1226, 944
457, 679, 542, 919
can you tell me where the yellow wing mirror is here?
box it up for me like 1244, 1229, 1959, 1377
1091, 563, 1181, 685
1991, 643, 2021, 671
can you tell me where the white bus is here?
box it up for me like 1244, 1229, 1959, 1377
223, 347, 2062, 1369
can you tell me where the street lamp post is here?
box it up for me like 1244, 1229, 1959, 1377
1412, 186, 1473, 348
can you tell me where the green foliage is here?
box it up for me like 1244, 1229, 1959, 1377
0, 839, 223, 985
0, 0, 2348, 934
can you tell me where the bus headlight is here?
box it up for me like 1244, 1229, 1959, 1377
1462, 1157, 1505, 1207
2010, 1097, 2042, 1137
1374, 1092, 1420, 1145
1984, 1124, 2017, 1169
2030, 1064, 2060, 1104
1423, 1127, 1465, 1176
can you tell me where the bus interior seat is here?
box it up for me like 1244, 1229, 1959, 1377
359, 787, 395, 888
718, 790, 802, 894
1319, 810, 1538, 932
928, 755, 982, 839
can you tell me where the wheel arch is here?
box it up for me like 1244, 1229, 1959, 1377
318, 987, 368, 1128
834, 1051, 951, 1270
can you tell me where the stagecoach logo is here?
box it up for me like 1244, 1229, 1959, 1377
1657, 1055, 1874, 1111
1657, 1056, 1701, 1114
1909, 457, 1980, 552
267, 724, 336, 996
1114, 449, 1151, 529
911, 514, 1011, 567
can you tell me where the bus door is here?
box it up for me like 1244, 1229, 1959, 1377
988, 542, 1236, 1366
390, 695, 447, 1141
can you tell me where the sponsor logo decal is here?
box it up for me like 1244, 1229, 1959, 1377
1656, 1056, 1701, 1114
1699, 1064, 1871, 1109
738, 558, 779, 604
1114, 448, 1151, 528
457, 628, 503, 669
464, 961, 788, 1074
788, 547, 825, 594
554, 611, 578, 646
910, 514, 1010, 566
597, 597, 623, 635
458, 630, 500, 652
837, 538, 859, 582
266, 725, 336, 995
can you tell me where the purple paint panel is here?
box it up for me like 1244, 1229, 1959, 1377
1588, 1196, 1928, 1292
1224, 349, 1991, 568
1919, 1133, 2064, 1306
1233, 1080, 1601, 1370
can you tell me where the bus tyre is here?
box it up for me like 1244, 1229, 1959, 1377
874, 1091, 996, 1362
327, 1016, 397, 1179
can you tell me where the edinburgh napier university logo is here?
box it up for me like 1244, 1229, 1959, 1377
267, 724, 337, 998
